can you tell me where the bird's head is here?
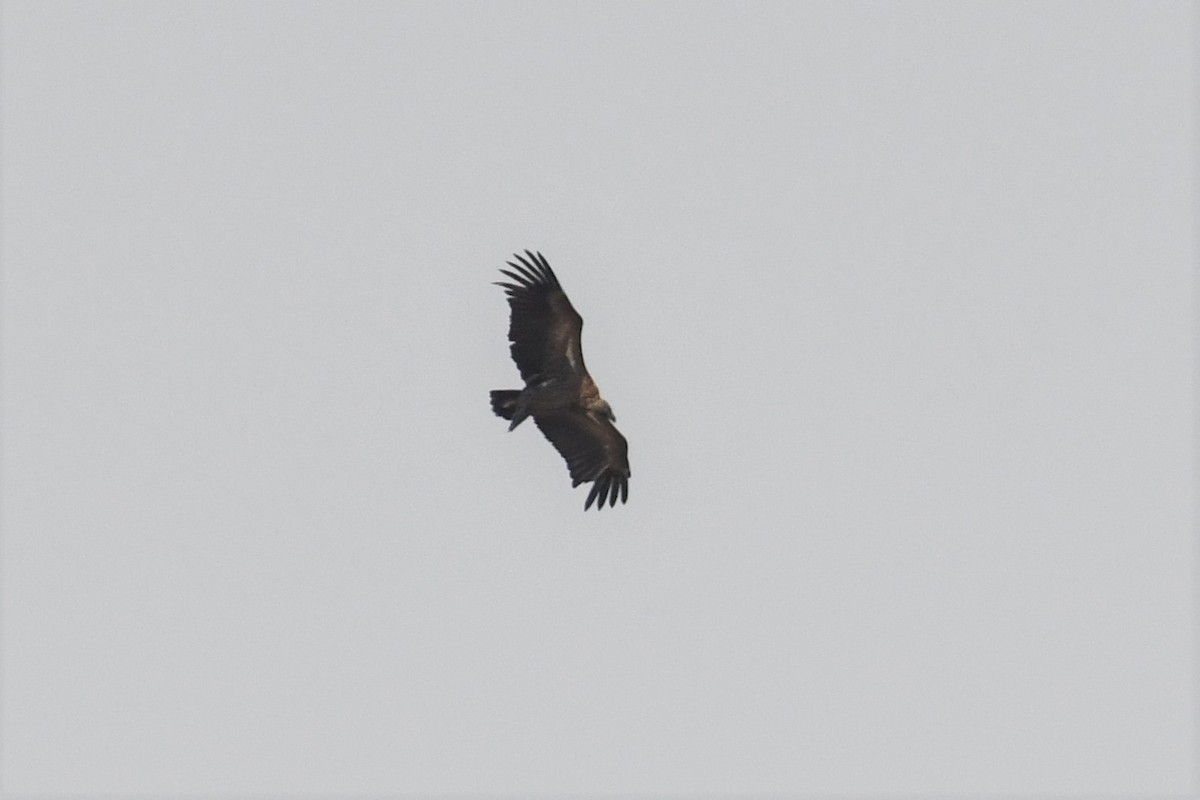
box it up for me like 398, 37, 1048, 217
597, 400, 616, 423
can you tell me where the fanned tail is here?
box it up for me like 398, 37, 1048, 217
490, 390, 520, 421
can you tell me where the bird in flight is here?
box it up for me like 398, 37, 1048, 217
490, 250, 630, 510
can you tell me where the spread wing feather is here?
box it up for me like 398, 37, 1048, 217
494, 250, 586, 382
533, 411, 630, 510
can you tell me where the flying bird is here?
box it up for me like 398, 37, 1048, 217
490, 250, 630, 510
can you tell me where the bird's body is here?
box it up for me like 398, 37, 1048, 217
491, 251, 630, 510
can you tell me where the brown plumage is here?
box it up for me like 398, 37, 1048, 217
490, 250, 630, 510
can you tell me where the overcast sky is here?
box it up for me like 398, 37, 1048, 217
1, 1, 1193, 796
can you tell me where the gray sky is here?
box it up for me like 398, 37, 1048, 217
1, 1, 1193, 795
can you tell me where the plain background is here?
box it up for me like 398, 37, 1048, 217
1, 1, 1193, 796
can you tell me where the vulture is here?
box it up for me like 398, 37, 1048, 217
490, 250, 630, 510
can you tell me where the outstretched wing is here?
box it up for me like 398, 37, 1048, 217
495, 250, 586, 383
533, 411, 630, 510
